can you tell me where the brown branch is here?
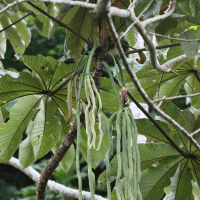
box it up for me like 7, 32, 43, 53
123, 43, 181, 56
0, 11, 33, 33
27, 1, 92, 47
36, 61, 104, 200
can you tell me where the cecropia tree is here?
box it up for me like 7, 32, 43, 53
0, 0, 200, 200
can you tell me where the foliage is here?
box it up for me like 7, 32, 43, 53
1, 0, 200, 200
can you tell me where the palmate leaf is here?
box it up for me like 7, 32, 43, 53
160, 101, 200, 151
19, 120, 35, 168
31, 97, 61, 160
139, 143, 182, 171
0, 72, 44, 107
0, 95, 41, 163
164, 161, 193, 200
140, 156, 184, 200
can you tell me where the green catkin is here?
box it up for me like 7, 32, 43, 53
102, 61, 123, 108
128, 110, 142, 198
122, 114, 128, 199
119, 180, 125, 200
90, 77, 103, 151
86, 76, 96, 149
87, 144, 95, 200
116, 110, 123, 200
84, 77, 92, 148
124, 109, 134, 200
76, 101, 82, 200
108, 112, 118, 154
105, 151, 111, 200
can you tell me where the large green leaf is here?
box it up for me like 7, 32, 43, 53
0, 72, 44, 107
23, 2, 58, 37
180, 31, 198, 59
17, 55, 53, 89
164, 161, 193, 200
19, 121, 35, 168
0, 13, 26, 54
31, 97, 61, 159
139, 143, 182, 171
140, 156, 184, 200
0, 95, 41, 163
49, 3, 72, 39
7, 11, 31, 48
65, 7, 98, 59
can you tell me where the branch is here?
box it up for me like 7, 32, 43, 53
5, 157, 107, 200
0, 11, 33, 33
141, 0, 177, 27
27, 1, 91, 46
148, 32, 200, 42
153, 92, 200, 103
123, 43, 181, 56
0, 0, 131, 18
104, 13, 200, 152
36, 61, 104, 199
120, 0, 154, 39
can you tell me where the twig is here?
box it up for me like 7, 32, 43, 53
0, 11, 33, 33
128, 0, 138, 10
27, 1, 92, 47
5, 157, 106, 200
120, 0, 154, 39
104, 12, 200, 152
123, 43, 181, 56
169, 69, 196, 93
141, 0, 176, 27
157, 96, 165, 108
153, 92, 200, 103
191, 128, 200, 136
148, 32, 200, 42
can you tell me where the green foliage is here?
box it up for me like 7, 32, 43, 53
1, 0, 200, 200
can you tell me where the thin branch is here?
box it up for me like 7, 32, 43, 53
191, 128, 200, 136
101, 69, 188, 157
104, 12, 200, 152
123, 43, 181, 56
169, 69, 196, 93
128, 0, 138, 10
27, 1, 92, 46
141, 0, 176, 27
120, 0, 154, 39
0, 11, 33, 33
5, 157, 106, 200
153, 92, 200, 103
148, 32, 200, 42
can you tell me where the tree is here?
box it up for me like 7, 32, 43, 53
0, 0, 200, 199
